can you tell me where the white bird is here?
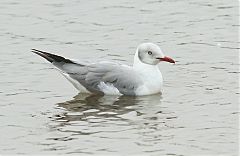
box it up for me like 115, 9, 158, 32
32, 43, 175, 96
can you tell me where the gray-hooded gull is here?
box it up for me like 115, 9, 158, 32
32, 43, 175, 96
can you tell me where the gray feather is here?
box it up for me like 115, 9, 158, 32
32, 50, 143, 95
67, 62, 143, 95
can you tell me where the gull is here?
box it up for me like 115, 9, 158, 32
32, 43, 175, 96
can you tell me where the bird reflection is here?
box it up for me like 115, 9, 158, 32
52, 93, 162, 124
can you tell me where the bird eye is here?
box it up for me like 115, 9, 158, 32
148, 51, 152, 55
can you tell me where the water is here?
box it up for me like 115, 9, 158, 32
0, 0, 239, 155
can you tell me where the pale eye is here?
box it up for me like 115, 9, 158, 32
148, 51, 152, 55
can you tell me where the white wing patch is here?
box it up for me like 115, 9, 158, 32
97, 81, 122, 95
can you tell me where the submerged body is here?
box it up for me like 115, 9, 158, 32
32, 43, 175, 96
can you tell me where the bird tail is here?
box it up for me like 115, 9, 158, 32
31, 49, 76, 64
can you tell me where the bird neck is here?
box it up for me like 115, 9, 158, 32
133, 50, 159, 72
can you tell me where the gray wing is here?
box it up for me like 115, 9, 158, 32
65, 62, 143, 95
32, 49, 143, 95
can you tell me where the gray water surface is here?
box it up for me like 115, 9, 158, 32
0, 0, 239, 155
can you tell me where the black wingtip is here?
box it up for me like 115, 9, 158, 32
31, 49, 76, 64
31, 49, 54, 63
